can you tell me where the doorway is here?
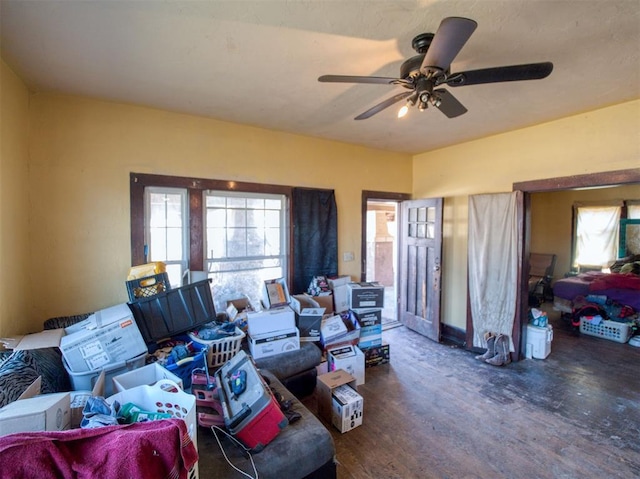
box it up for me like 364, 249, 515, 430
361, 191, 411, 329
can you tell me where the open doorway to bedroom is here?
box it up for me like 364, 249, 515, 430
361, 191, 411, 330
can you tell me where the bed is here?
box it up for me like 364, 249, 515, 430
552, 270, 640, 314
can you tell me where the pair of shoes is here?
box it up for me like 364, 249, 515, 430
485, 334, 512, 366
475, 332, 496, 361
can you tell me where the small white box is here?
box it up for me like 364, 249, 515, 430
328, 276, 351, 313
321, 314, 348, 344
60, 303, 148, 373
247, 306, 296, 337
331, 384, 363, 433
526, 324, 553, 359
249, 328, 300, 360
112, 362, 184, 393
327, 344, 365, 385
0, 392, 71, 436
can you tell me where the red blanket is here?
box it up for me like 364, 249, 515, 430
589, 272, 640, 291
0, 418, 198, 479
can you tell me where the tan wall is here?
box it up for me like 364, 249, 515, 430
24, 93, 411, 329
413, 100, 640, 330
0, 61, 32, 336
531, 184, 640, 280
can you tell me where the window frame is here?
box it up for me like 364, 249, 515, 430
130, 172, 294, 287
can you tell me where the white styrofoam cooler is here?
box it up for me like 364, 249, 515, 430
526, 324, 553, 359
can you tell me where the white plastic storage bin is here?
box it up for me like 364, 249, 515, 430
526, 324, 553, 359
64, 352, 147, 397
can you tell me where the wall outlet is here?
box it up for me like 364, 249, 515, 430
343, 251, 354, 262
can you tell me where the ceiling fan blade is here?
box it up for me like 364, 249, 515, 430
355, 91, 413, 120
433, 89, 467, 118
318, 74, 400, 85
445, 62, 554, 86
421, 17, 477, 74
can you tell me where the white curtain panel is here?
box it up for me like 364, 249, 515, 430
468, 192, 519, 350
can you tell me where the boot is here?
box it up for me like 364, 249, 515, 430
485, 334, 512, 366
475, 332, 496, 361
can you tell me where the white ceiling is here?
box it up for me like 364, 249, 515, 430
2, 0, 639, 155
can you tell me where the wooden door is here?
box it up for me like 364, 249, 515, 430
400, 198, 443, 342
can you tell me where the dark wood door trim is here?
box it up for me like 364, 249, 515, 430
513, 168, 640, 360
361, 190, 411, 281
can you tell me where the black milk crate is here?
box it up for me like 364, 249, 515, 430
126, 273, 172, 301
127, 279, 216, 344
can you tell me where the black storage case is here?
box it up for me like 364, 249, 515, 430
127, 279, 216, 343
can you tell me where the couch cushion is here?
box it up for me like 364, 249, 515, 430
0, 348, 70, 408
0, 351, 39, 408
253, 342, 321, 380
197, 369, 335, 479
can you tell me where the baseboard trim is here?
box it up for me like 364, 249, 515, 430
441, 323, 466, 348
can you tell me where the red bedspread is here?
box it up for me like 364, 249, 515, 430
589, 272, 640, 291
0, 418, 198, 479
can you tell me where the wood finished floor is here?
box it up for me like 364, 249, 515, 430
303, 310, 640, 479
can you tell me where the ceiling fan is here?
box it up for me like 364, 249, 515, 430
318, 17, 553, 120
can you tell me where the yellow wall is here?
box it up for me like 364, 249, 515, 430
531, 185, 640, 279
24, 93, 411, 329
0, 61, 31, 336
2, 53, 639, 336
414, 100, 640, 330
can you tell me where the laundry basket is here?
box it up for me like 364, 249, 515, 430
579, 318, 633, 343
189, 327, 245, 369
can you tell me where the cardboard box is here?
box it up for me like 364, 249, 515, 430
262, 278, 290, 308
327, 344, 365, 385
112, 362, 183, 393
348, 282, 384, 309
316, 369, 357, 425
247, 306, 295, 337
249, 327, 300, 360
363, 342, 390, 368
69, 370, 105, 428
0, 392, 71, 436
312, 294, 334, 315
320, 314, 348, 344
331, 383, 363, 433
1, 304, 147, 374
352, 308, 382, 349
328, 276, 351, 313
60, 304, 148, 373
321, 312, 361, 350
295, 307, 325, 342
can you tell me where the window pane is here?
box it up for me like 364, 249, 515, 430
265, 199, 281, 210
227, 197, 246, 208
149, 228, 167, 261
264, 210, 280, 227
206, 196, 225, 208
166, 229, 183, 261
247, 198, 264, 209
227, 210, 246, 228
227, 228, 247, 257
207, 208, 226, 226
265, 228, 280, 255
207, 228, 226, 258
247, 210, 264, 228
575, 206, 621, 267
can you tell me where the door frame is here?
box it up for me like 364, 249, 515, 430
512, 168, 640, 360
361, 191, 411, 281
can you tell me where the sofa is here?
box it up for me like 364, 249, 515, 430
0, 318, 337, 479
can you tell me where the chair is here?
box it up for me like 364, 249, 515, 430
528, 253, 556, 306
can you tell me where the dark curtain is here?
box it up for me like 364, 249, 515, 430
292, 188, 338, 294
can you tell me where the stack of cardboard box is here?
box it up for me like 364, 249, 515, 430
248, 278, 300, 359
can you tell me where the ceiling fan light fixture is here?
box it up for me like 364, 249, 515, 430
397, 104, 409, 118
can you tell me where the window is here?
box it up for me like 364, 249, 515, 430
205, 191, 287, 307
573, 204, 621, 268
144, 187, 188, 286
572, 200, 640, 269
130, 173, 292, 308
